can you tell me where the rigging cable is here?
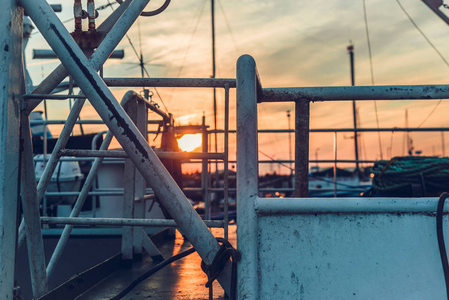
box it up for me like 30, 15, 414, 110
105, 0, 170, 113
258, 148, 293, 172
396, 0, 449, 68
396, 0, 449, 129
167, 0, 207, 117
217, 0, 240, 56
176, 0, 208, 78
362, 0, 383, 160
418, 99, 442, 128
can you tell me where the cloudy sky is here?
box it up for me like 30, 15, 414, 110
25, 0, 449, 174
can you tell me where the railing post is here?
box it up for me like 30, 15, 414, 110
201, 116, 210, 219
0, 2, 23, 298
294, 100, 310, 197
333, 131, 338, 197
223, 84, 230, 239
236, 54, 259, 299
133, 98, 148, 258
122, 98, 137, 262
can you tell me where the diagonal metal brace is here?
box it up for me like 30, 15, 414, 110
20, 0, 233, 294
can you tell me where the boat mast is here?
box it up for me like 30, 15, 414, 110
348, 44, 360, 172
211, 0, 217, 163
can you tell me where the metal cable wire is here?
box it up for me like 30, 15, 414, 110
362, 0, 383, 160
396, 0, 449, 68
107, 0, 170, 113
396, 0, 449, 129
418, 99, 443, 128
217, 0, 240, 55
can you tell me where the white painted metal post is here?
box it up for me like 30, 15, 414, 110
333, 131, 337, 197
20, 116, 48, 297
201, 116, 209, 221
133, 99, 148, 257
21, 0, 233, 293
122, 98, 137, 261
224, 84, 230, 239
236, 54, 260, 299
122, 153, 136, 261
0, 2, 23, 299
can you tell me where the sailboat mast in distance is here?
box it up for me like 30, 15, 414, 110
348, 44, 360, 172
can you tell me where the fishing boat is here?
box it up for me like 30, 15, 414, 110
4, 0, 449, 299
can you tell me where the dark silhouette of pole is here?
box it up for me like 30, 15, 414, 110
211, 0, 217, 152
211, 0, 218, 181
294, 101, 309, 197
348, 44, 360, 172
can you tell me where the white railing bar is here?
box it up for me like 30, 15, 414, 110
260, 85, 449, 102
41, 217, 224, 228
255, 197, 444, 215
103, 77, 236, 88
58, 149, 226, 160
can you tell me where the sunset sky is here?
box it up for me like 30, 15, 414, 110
25, 0, 449, 174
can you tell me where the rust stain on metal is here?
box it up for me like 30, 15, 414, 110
49, 23, 149, 160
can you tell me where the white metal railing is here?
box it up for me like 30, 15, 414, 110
27, 84, 234, 280
236, 54, 449, 299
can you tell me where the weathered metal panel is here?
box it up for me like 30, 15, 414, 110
236, 55, 449, 299
257, 210, 447, 299
0, 2, 23, 299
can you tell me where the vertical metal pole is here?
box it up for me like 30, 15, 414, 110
294, 100, 309, 197
122, 158, 135, 260
122, 99, 137, 261
133, 99, 148, 258
42, 121, 48, 219
348, 44, 360, 172
287, 110, 293, 193
211, 0, 216, 81
0, 3, 23, 298
22, 0, 233, 293
20, 116, 48, 297
202, 116, 210, 220
442, 131, 445, 157
236, 55, 259, 299
223, 84, 229, 240
333, 131, 338, 198
211, 0, 219, 212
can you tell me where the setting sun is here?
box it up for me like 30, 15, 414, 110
177, 134, 202, 152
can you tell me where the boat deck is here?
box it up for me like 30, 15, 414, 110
75, 226, 235, 300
